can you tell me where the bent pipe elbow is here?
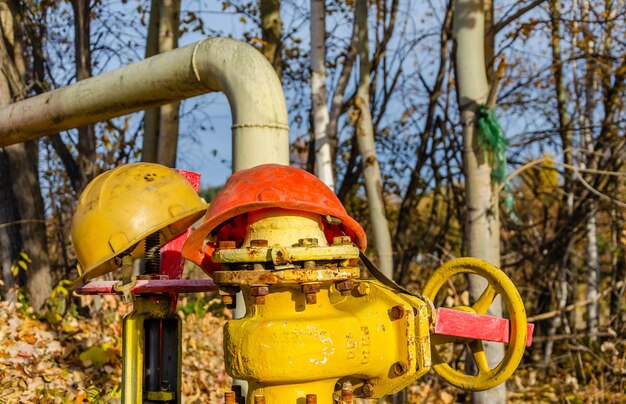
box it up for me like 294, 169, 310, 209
0, 37, 290, 170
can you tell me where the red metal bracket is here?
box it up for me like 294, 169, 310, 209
74, 279, 217, 295
433, 307, 534, 347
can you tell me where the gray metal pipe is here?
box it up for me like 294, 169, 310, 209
0, 37, 290, 171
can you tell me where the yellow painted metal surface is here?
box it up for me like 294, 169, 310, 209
71, 163, 207, 283
243, 209, 329, 248
422, 257, 528, 391
223, 280, 432, 403
121, 297, 182, 403
212, 244, 359, 265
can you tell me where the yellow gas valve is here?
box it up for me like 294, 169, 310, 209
222, 279, 432, 401
182, 164, 533, 403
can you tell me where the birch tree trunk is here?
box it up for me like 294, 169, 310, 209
454, 0, 505, 401
355, 0, 393, 277
142, 0, 181, 167
310, 0, 334, 189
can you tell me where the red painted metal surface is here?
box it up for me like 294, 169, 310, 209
434, 307, 534, 347
160, 169, 202, 280
74, 279, 217, 295
182, 164, 368, 274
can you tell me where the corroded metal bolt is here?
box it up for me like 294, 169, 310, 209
332, 235, 352, 245
250, 284, 269, 305
306, 394, 317, 404
335, 280, 354, 296
224, 391, 236, 404
390, 305, 405, 320
356, 282, 370, 296
299, 238, 319, 246
218, 240, 237, 249
393, 361, 408, 376
362, 382, 374, 398
302, 283, 321, 305
254, 395, 266, 404
250, 239, 269, 247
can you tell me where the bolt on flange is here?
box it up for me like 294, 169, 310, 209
393, 361, 408, 376
335, 279, 354, 296
250, 284, 269, 305
361, 382, 374, 398
390, 305, 405, 320
301, 282, 321, 304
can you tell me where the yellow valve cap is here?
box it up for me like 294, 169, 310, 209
70, 163, 207, 283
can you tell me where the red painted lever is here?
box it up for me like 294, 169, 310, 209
433, 307, 534, 347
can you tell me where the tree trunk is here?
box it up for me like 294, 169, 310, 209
580, 0, 600, 343
0, 1, 52, 309
327, 18, 358, 178
355, 0, 393, 278
260, 0, 282, 77
142, 0, 181, 167
156, 0, 180, 167
544, 0, 574, 367
454, 0, 505, 401
310, 0, 334, 190
142, 0, 160, 163
71, 0, 96, 185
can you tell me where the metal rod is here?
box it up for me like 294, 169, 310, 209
74, 279, 217, 295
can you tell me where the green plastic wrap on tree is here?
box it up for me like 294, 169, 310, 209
477, 106, 508, 183
476, 105, 518, 223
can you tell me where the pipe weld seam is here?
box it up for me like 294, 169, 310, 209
231, 123, 290, 130
191, 38, 216, 90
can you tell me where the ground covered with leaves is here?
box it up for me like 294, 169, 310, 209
0, 294, 624, 403
0, 295, 228, 403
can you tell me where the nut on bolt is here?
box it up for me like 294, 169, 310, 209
390, 305, 405, 320
250, 239, 269, 248
361, 382, 374, 398
250, 284, 269, 305
218, 240, 237, 249
224, 391, 236, 404
393, 361, 408, 376
302, 282, 321, 305
299, 238, 319, 247
335, 279, 354, 296
332, 236, 352, 245
356, 282, 370, 296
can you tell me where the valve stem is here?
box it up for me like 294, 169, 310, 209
144, 232, 161, 274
